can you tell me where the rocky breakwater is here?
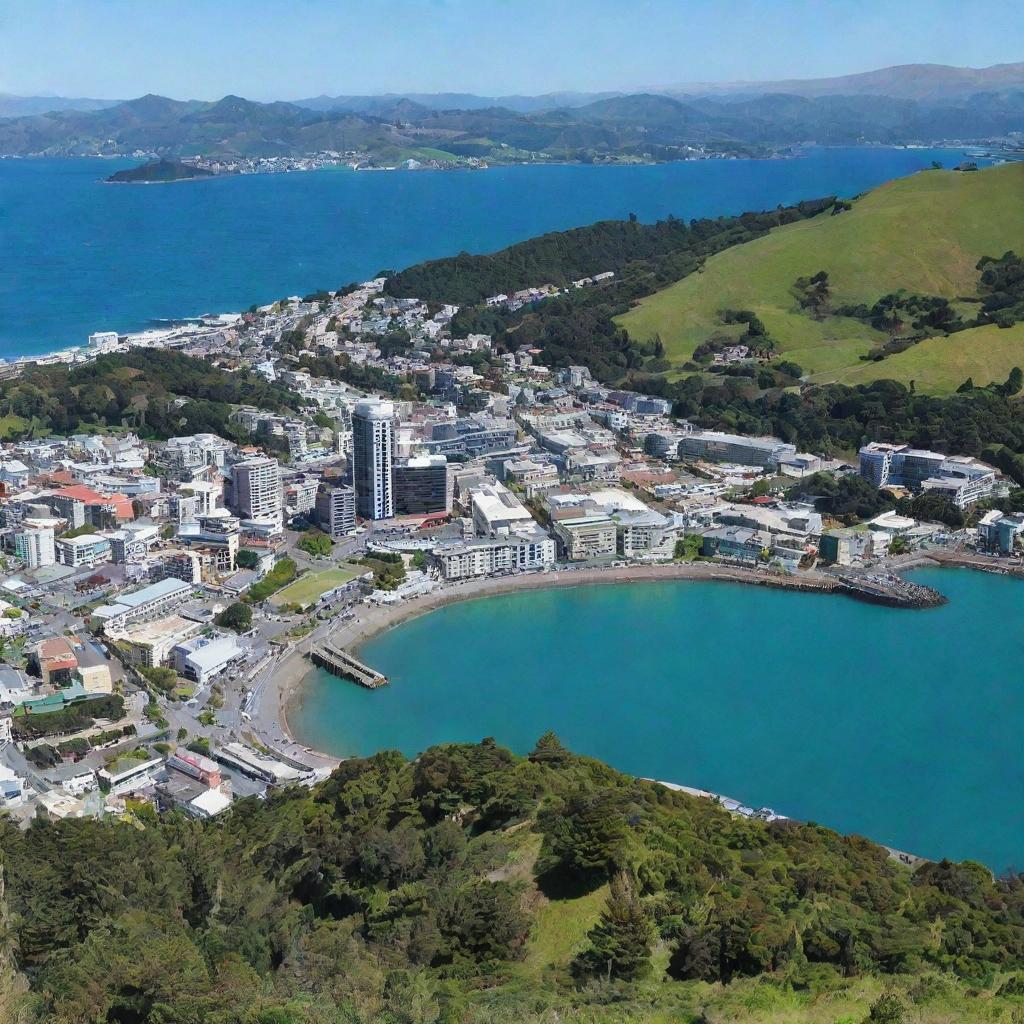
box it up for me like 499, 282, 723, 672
831, 571, 948, 609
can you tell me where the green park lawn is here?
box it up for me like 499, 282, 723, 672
273, 565, 362, 608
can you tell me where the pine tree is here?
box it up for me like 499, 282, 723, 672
573, 872, 654, 981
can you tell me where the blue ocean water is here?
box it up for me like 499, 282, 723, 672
290, 569, 1024, 871
0, 147, 978, 359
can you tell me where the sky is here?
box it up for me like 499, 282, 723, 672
1, 0, 1021, 101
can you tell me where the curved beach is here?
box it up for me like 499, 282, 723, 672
253, 547, 1013, 761
253, 559, 862, 751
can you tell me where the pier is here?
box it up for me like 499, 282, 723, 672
832, 571, 947, 609
308, 643, 388, 688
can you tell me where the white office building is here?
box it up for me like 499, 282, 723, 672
13, 525, 55, 568
433, 535, 555, 580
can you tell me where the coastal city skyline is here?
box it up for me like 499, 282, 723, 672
1, 0, 1023, 99
3, 6, 1024, 1022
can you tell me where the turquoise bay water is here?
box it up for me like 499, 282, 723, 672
290, 568, 1024, 872
1, 147, 978, 359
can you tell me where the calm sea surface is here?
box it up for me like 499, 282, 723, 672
290, 568, 1024, 872
1, 147, 978, 359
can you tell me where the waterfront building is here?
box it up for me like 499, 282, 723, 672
432, 534, 555, 580
679, 430, 797, 469
315, 481, 357, 537
977, 509, 1024, 554
230, 457, 283, 524
395, 455, 451, 516
700, 526, 772, 562
352, 399, 396, 520
13, 525, 55, 568
552, 515, 617, 561
819, 527, 877, 566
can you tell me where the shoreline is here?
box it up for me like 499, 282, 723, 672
267, 558, 906, 751
1, 145, 986, 367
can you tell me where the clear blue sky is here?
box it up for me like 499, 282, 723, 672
1, 0, 1020, 100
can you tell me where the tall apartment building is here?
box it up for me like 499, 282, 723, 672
352, 399, 396, 520
315, 481, 357, 537
231, 457, 283, 524
13, 526, 55, 568
394, 456, 451, 516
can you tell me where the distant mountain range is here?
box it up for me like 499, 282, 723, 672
662, 61, 1024, 101
0, 93, 121, 118
0, 62, 1020, 163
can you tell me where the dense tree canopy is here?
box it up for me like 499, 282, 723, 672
4, 739, 1024, 1022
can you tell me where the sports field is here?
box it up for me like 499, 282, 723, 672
273, 565, 362, 608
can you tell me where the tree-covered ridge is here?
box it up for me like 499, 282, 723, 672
0, 350, 302, 441
385, 199, 836, 307
4, 738, 1024, 1023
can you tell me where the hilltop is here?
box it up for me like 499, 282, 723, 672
5, 737, 1024, 1023
617, 162, 1024, 393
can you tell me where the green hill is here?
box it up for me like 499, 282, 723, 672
617, 162, 1024, 393
6, 738, 1024, 1023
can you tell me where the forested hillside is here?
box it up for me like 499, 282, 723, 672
4, 738, 1024, 1023
0, 351, 302, 441
385, 199, 836, 306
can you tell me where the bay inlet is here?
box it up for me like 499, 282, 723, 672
289, 567, 1024, 873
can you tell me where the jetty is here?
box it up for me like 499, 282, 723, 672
831, 571, 947, 609
308, 642, 388, 688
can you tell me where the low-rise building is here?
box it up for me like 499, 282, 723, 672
470, 481, 535, 536
91, 577, 193, 631
55, 533, 111, 568
172, 633, 243, 685
700, 526, 771, 562
433, 533, 555, 580
819, 527, 876, 566
977, 509, 1024, 554
552, 515, 617, 561
97, 755, 165, 795
679, 431, 796, 469
114, 614, 202, 668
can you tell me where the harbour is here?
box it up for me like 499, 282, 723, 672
288, 566, 1024, 872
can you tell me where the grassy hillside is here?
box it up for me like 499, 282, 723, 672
617, 162, 1024, 392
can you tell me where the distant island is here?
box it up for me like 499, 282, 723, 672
105, 158, 217, 183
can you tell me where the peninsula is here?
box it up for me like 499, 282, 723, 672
105, 157, 217, 183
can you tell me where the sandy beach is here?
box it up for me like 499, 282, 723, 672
260, 559, 846, 750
